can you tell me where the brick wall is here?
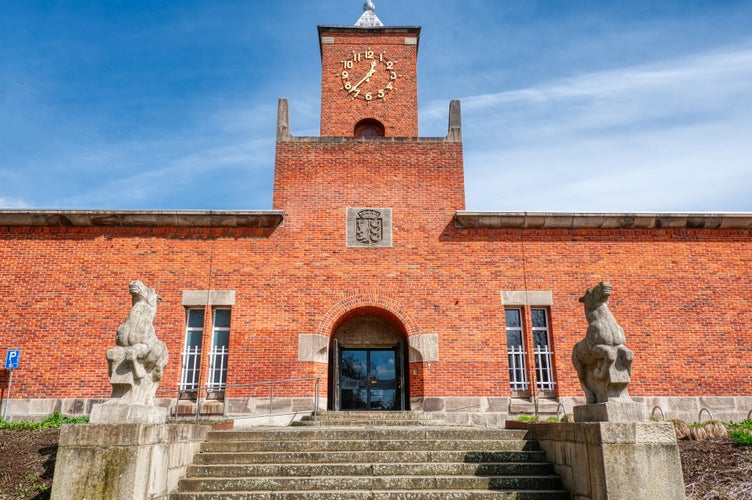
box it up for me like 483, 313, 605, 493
1, 208, 750, 402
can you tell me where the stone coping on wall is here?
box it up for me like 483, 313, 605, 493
0, 209, 284, 228
280, 135, 461, 144
454, 211, 752, 230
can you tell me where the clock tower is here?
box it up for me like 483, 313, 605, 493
318, 2, 420, 137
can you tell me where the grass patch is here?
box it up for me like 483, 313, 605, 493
0, 412, 89, 431
515, 414, 540, 423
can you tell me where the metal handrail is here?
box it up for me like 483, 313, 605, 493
651, 406, 665, 420
747, 409, 752, 420
173, 377, 320, 420
698, 407, 715, 422
556, 402, 567, 421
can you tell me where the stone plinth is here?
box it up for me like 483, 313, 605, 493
574, 401, 647, 423
89, 402, 168, 424
530, 421, 685, 500
50, 423, 210, 500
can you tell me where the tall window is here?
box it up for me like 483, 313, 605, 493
531, 309, 555, 392
207, 309, 231, 391
505, 307, 556, 394
180, 309, 204, 391
505, 309, 529, 391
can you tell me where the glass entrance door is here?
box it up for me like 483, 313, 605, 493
339, 348, 400, 411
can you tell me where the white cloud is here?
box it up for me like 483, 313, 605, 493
0, 197, 31, 209
434, 43, 752, 212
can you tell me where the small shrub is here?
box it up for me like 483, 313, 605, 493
669, 419, 691, 440
727, 419, 752, 446
702, 420, 729, 439
730, 428, 752, 446
689, 422, 708, 441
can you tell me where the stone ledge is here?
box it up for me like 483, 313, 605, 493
281, 135, 462, 144
0, 210, 284, 228
454, 211, 752, 230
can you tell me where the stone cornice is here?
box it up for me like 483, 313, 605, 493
0, 210, 284, 228
454, 211, 752, 230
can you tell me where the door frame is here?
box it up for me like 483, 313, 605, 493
331, 339, 407, 411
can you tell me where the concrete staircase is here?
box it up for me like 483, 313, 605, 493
171, 412, 569, 499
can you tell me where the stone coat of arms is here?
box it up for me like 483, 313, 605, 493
356, 209, 383, 244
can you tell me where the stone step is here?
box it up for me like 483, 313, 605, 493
177, 474, 564, 492
171, 490, 570, 499
309, 411, 439, 420
292, 418, 448, 427
192, 449, 550, 465
199, 438, 539, 453
171, 414, 569, 499
297, 413, 447, 427
205, 428, 529, 442
187, 462, 555, 478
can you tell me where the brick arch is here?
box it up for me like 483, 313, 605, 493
315, 292, 419, 339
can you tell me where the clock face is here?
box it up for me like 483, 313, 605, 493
340, 49, 397, 102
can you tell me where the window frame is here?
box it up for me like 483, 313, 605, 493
207, 308, 231, 392
503, 306, 556, 397
179, 308, 205, 392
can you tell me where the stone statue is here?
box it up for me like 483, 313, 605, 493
572, 282, 634, 404
104, 280, 168, 406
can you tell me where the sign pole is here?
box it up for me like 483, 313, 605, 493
3, 350, 20, 421
2, 370, 12, 422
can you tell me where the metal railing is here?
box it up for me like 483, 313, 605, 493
651, 406, 666, 420
173, 377, 320, 420
533, 346, 556, 391
206, 346, 229, 391
179, 346, 202, 391
698, 407, 715, 422
507, 345, 529, 391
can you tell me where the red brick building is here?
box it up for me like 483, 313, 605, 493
1, 8, 751, 423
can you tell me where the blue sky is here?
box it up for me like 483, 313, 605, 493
2, 0, 751, 212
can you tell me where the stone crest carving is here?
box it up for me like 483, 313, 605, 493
572, 282, 634, 404
356, 209, 384, 244
346, 208, 392, 248
104, 280, 169, 406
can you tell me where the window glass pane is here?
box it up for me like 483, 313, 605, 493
532, 309, 547, 328
186, 330, 202, 348
534, 330, 549, 347
506, 331, 523, 347
187, 309, 205, 328
213, 331, 230, 348
505, 309, 521, 328
214, 309, 231, 328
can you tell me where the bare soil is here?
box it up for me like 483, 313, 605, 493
679, 437, 752, 499
0, 428, 750, 499
0, 429, 57, 500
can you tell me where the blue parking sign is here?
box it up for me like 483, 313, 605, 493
5, 350, 20, 370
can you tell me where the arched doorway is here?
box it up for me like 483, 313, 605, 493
329, 313, 409, 411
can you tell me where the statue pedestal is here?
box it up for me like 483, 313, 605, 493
530, 421, 685, 500
51, 423, 210, 500
574, 401, 647, 423
90, 402, 168, 425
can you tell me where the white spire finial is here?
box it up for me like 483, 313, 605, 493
355, 0, 383, 27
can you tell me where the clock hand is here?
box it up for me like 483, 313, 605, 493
351, 60, 378, 92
